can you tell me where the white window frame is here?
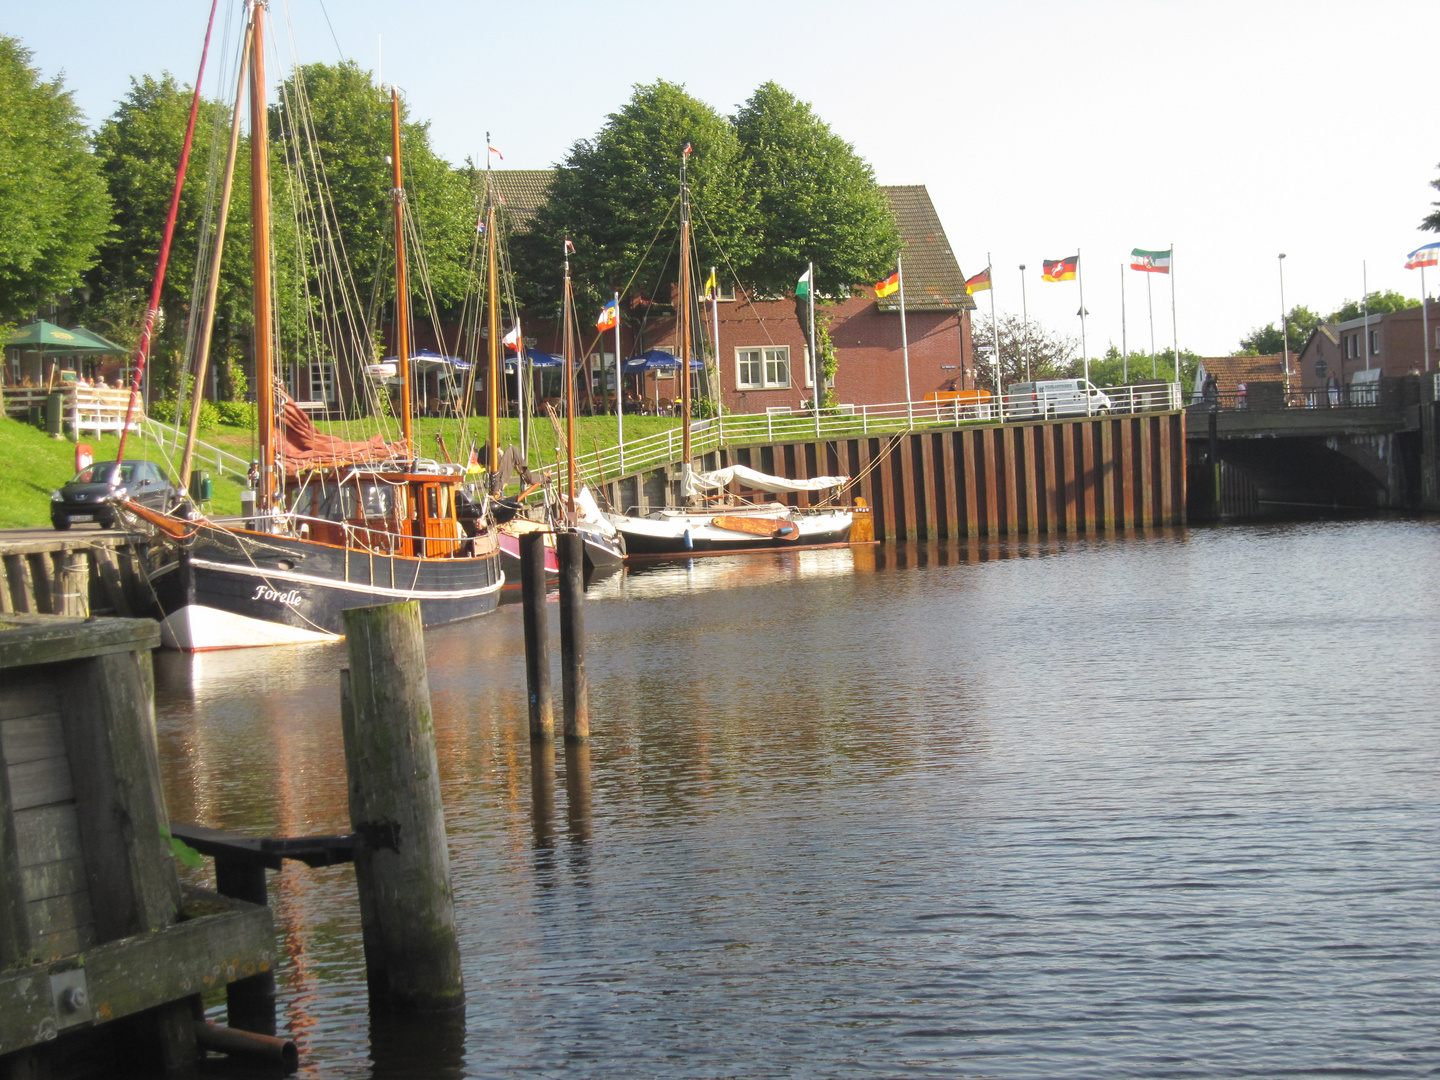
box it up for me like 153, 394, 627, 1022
308, 360, 337, 403
736, 346, 790, 390
1369, 329, 1380, 355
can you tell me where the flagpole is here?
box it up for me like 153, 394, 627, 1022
614, 290, 623, 472
1422, 264, 1431, 373
1362, 260, 1371, 372
1121, 262, 1129, 384
1278, 252, 1290, 395
710, 265, 720, 409
809, 261, 819, 435
1170, 241, 1178, 391
1146, 272, 1156, 378
897, 256, 912, 426
987, 252, 1000, 417
1019, 264, 1030, 383
1077, 247, 1089, 414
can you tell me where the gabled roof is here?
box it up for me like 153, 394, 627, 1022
1194, 353, 1285, 391
879, 185, 976, 312
486, 170, 554, 231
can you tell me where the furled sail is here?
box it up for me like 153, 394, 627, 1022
276, 397, 407, 474
682, 463, 848, 497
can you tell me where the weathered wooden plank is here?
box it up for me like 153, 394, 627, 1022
1158, 413, 1174, 525
961, 430, 979, 537
27, 553, 55, 615
1081, 420, 1097, 532
856, 438, 876, 520
898, 434, 919, 540
1021, 426, 1040, 535
0, 615, 159, 669
20, 857, 87, 902
1099, 419, 1116, 529
27, 888, 95, 939
1121, 417, 1136, 528
2, 714, 67, 764
0, 889, 275, 1056
4, 553, 34, 614
940, 430, 960, 538
982, 430, 1000, 536
0, 554, 12, 615
878, 436, 898, 542
0, 668, 59, 723
12, 805, 83, 869
1139, 414, 1155, 525
1061, 423, 1078, 532
919, 433, 938, 540
0, 713, 31, 969
7, 755, 75, 810
1002, 426, 1019, 535
1170, 413, 1187, 524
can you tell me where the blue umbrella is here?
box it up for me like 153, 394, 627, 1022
380, 349, 472, 372
504, 349, 563, 372
623, 349, 703, 372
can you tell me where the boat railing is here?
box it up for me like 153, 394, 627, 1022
570, 383, 1183, 488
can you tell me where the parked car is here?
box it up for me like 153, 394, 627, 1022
1006, 379, 1113, 418
50, 460, 176, 530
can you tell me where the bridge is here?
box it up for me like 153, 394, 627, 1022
1185, 375, 1440, 519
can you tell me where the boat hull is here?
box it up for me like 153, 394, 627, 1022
611, 509, 853, 556
151, 525, 504, 651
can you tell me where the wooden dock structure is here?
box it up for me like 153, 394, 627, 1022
0, 534, 157, 620
599, 411, 1188, 540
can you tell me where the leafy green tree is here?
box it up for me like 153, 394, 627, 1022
971, 313, 1077, 393
1327, 289, 1418, 323
0, 36, 111, 322
1238, 304, 1322, 355
1085, 345, 1201, 389
86, 73, 250, 397
517, 80, 758, 319
1423, 162, 1440, 233
733, 82, 898, 297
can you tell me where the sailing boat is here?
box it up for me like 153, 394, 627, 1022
131, 6, 503, 649
604, 145, 855, 556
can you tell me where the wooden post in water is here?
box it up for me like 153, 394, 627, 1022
557, 531, 589, 742
340, 601, 464, 1015
519, 533, 554, 742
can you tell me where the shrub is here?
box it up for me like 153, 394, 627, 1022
215, 400, 254, 428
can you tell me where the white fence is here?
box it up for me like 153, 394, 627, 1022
572, 383, 1182, 485
1, 386, 145, 435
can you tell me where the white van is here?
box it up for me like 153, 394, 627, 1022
1006, 379, 1113, 418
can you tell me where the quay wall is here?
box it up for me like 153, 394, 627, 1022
599, 412, 1187, 540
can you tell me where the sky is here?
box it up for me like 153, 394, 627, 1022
8, 0, 1440, 359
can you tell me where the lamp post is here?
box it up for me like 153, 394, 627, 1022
1278, 253, 1289, 394
1019, 264, 1031, 382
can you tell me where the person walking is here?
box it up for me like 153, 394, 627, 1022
1327, 372, 1340, 407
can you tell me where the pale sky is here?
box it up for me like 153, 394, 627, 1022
8, 0, 1439, 358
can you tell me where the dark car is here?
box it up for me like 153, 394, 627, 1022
50, 460, 177, 530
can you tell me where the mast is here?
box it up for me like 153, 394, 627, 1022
390, 89, 412, 460
485, 203, 500, 492
563, 239, 577, 521
679, 144, 693, 464
250, 1, 275, 513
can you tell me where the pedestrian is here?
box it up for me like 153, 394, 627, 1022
1203, 373, 1219, 405
247, 460, 260, 488
1327, 372, 1340, 406
1236, 380, 1247, 409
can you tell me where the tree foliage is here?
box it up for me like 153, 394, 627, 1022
733, 82, 898, 297
970, 313, 1077, 393
1423, 161, 1440, 233
0, 36, 111, 322
1238, 304, 1322, 355
1087, 345, 1201, 389
519, 80, 756, 321
1326, 289, 1419, 324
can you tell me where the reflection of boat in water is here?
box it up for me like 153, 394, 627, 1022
602, 147, 856, 558
128, 8, 503, 650
587, 545, 861, 602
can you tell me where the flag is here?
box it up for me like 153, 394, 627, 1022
683, 142, 692, 158
596, 299, 619, 331
703, 269, 718, 300
564, 238, 576, 255
502, 326, 523, 351
466, 442, 482, 477
1042, 256, 1078, 282
1130, 248, 1172, 273
1405, 244, 1440, 270
796, 266, 811, 298
964, 268, 991, 295
874, 270, 900, 298
487, 143, 503, 160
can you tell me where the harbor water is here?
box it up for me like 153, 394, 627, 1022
153, 519, 1440, 1078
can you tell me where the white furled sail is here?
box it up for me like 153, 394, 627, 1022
682, 464, 848, 497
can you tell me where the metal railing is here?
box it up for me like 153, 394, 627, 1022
1192, 387, 1383, 412
143, 417, 251, 481
571, 383, 1182, 484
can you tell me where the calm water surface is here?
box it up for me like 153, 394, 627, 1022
153, 520, 1440, 1078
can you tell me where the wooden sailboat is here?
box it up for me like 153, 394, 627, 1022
605, 146, 855, 557
133, 7, 503, 649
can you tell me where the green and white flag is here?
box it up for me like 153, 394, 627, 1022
795, 266, 811, 297
1130, 248, 1172, 274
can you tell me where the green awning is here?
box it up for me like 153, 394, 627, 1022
5, 320, 129, 353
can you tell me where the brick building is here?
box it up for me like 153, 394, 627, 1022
1294, 299, 1440, 394
489, 172, 977, 414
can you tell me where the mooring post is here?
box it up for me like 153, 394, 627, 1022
557, 531, 589, 742
1208, 407, 1221, 519
214, 857, 277, 1035
519, 532, 554, 742
340, 601, 464, 1015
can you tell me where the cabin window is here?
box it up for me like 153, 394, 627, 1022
737, 346, 789, 389
308, 361, 337, 404
360, 483, 392, 518
318, 483, 357, 521
426, 486, 439, 519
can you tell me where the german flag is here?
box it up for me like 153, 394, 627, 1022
1042, 256, 1078, 282
964, 268, 991, 295
874, 270, 900, 298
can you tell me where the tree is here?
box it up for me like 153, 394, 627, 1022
733, 82, 899, 297
1238, 304, 1322, 355
519, 80, 757, 321
1327, 289, 1418, 324
1423, 161, 1440, 233
0, 36, 111, 322
86, 74, 250, 397
970, 314, 1077, 393
1085, 345, 1201, 390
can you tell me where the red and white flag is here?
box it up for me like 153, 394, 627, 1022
502, 326, 523, 352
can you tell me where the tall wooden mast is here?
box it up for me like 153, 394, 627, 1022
563, 240, 576, 519
250, 1, 274, 513
679, 145, 693, 463
485, 204, 500, 492
390, 89, 413, 460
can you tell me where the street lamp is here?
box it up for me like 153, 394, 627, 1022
1278, 253, 1289, 394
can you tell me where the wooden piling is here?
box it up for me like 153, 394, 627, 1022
556, 531, 589, 743
519, 533, 554, 743
339, 602, 464, 1015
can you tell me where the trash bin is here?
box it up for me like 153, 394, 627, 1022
46, 392, 64, 437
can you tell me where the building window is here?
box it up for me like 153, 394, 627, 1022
1369, 330, 1380, 355
736, 346, 789, 389
309, 361, 336, 403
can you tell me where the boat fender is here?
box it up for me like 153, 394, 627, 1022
684, 528, 693, 549
778, 525, 796, 537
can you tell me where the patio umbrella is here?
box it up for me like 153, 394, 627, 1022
504, 349, 563, 371
5, 320, 127, 353
623, 349, 703, 372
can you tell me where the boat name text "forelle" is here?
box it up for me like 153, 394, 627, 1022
253, 584, 302, 607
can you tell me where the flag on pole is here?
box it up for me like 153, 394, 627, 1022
1405, 244, 1440, 270
1042, 256, 1079, 282
874, 270, 900, 298
502, 326, 523, 352
563, 238, 576, 255
703, 269, 718, 300
595, 299, 619, 331
964, 268, 992, 295
1130, 248, 1172, 273
796, 266, 811, 298
487, 142, 503, 160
